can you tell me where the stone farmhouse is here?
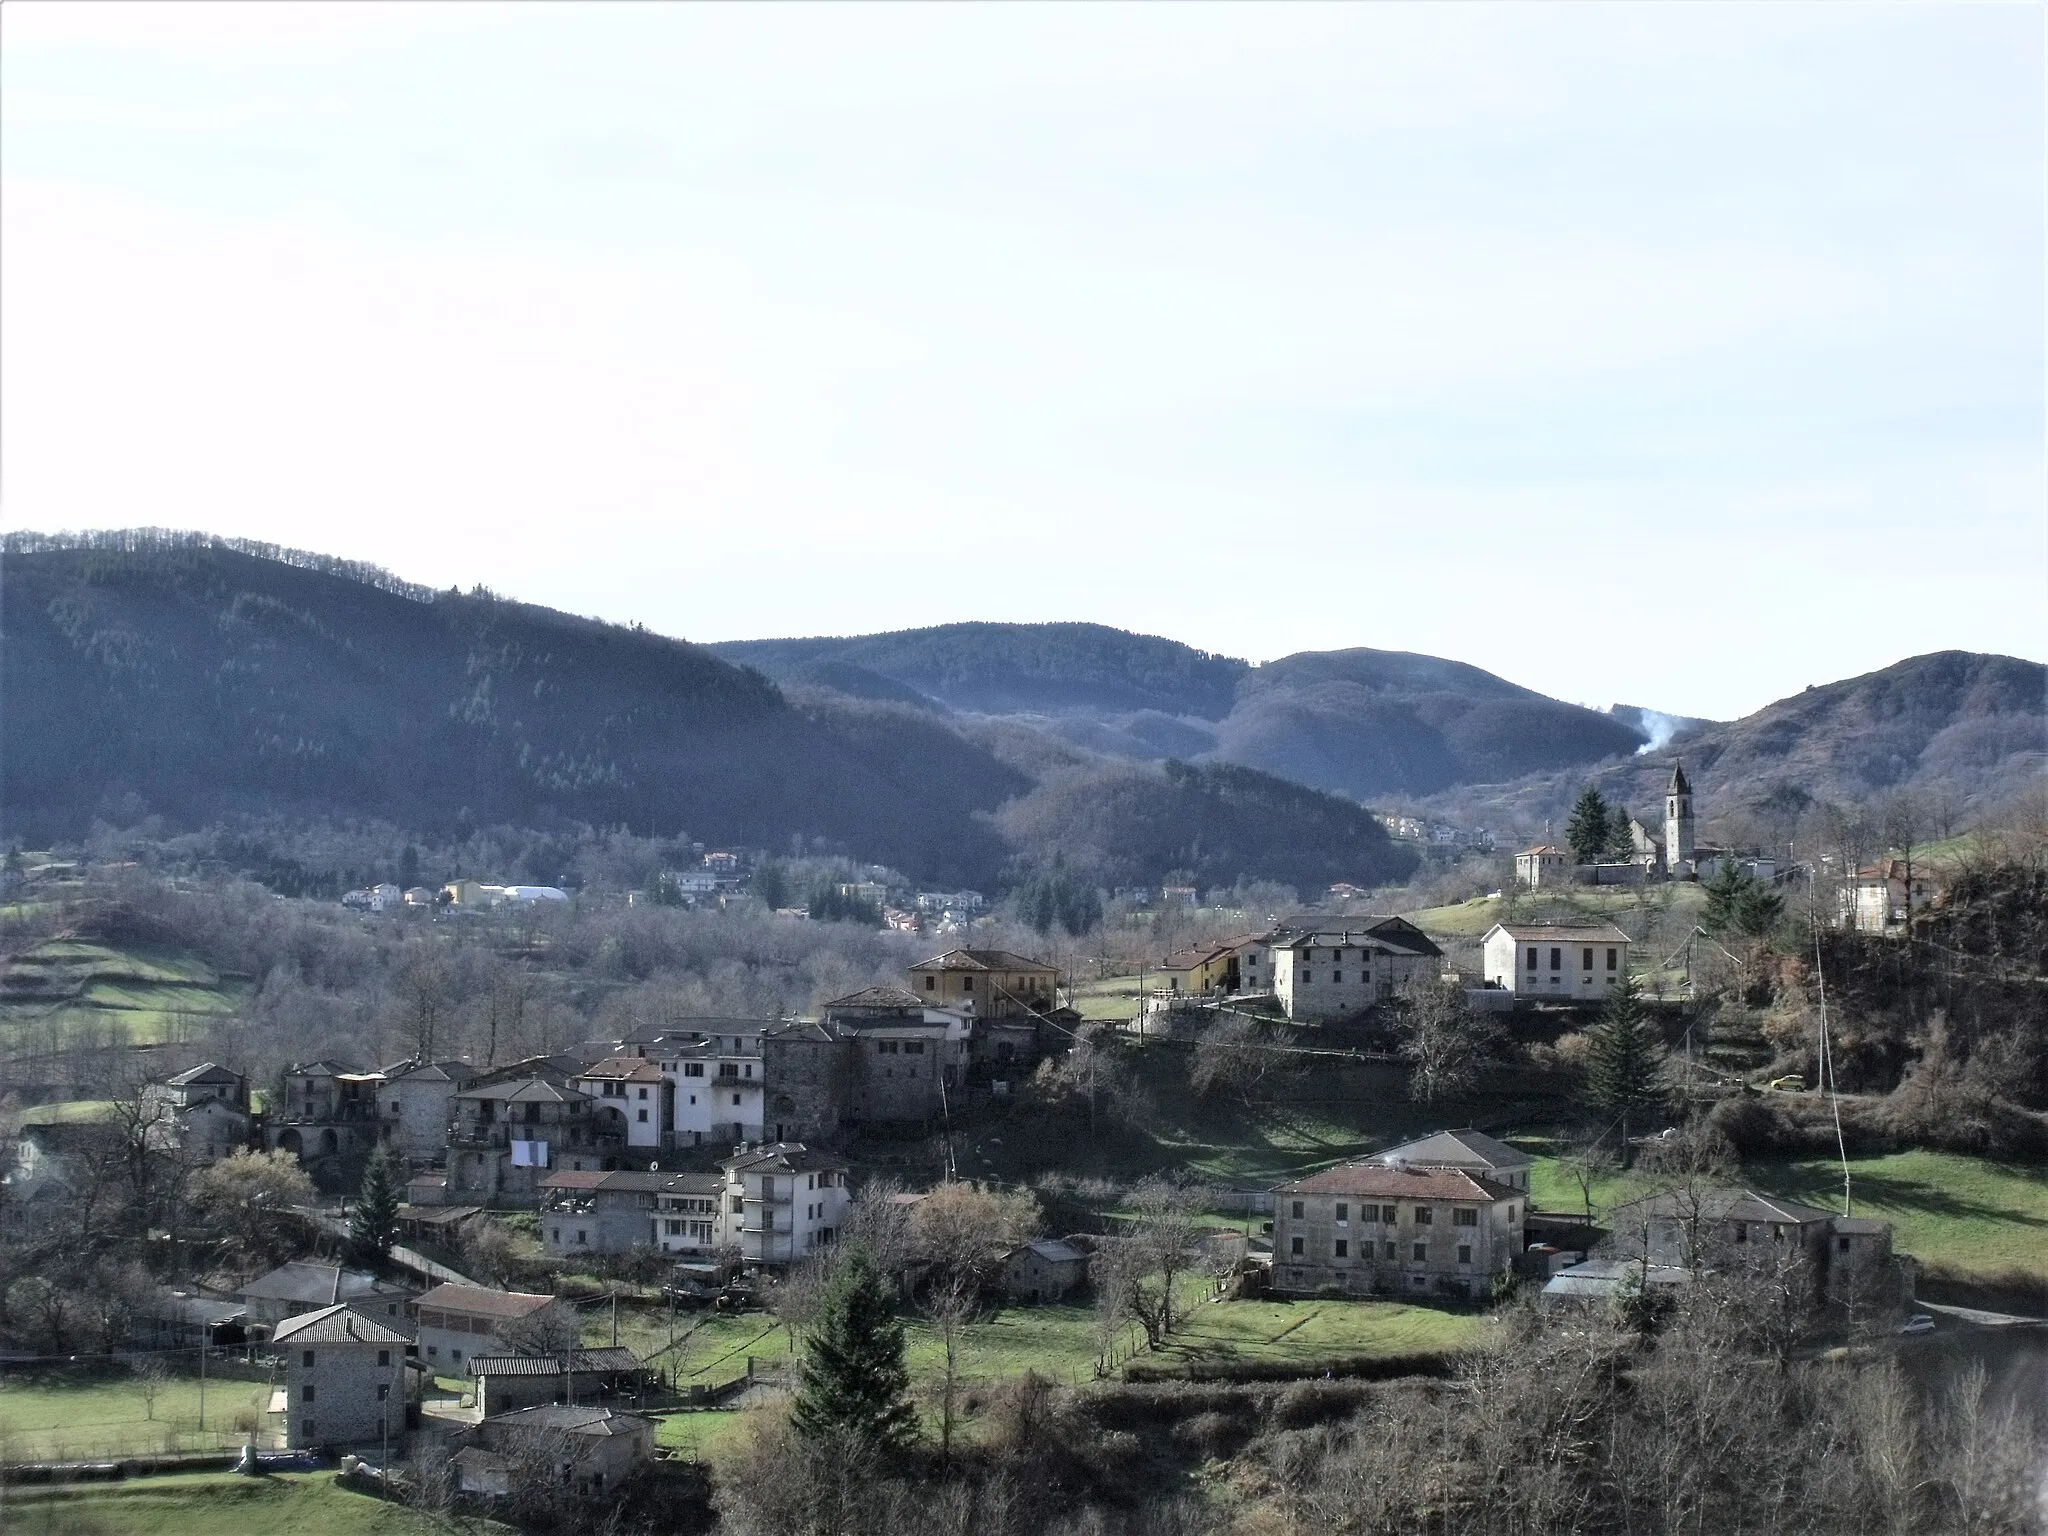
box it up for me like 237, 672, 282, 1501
1513, 846, 1572, 891
468, 1347, 647, 1416
1839, 859, 1939, 935
273, 1303, 411, 1451
540, 1168, 675, 1258
1271, 1156, 1526, 1300
1480, 922, 1632, 1005
908, 948, 1059, 1017
141, 1062, 250, 1163
1000, 1238, 1088, 1302
456, 1404, 654, 1499
1606, 1187, 1897, 1307
239, 1259, 414, 1334
1269, 919, 1444, 1023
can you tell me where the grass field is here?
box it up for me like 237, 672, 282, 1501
1150, 1298, 1485, 1369
1, 1471, 491, 1536
1071, 975, 1147, 1022
0, 1369, 270, 1461
0, 938, 247, 1047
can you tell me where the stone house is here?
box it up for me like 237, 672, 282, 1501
378, 1059, 477, 1161
719, 1143, 849, 1267
462, 1404, 654, 1498
1271, 1159, 1525, 1299
266, 1061, 386, 1182
444, 1075, 609, 1205
539, 1168, 671, 1257
239, 1260, 414, 1334
413, 1283, 568, 1373
1480, 922, 1632, 1004
1268, 920, 1444, 1023
650, 1171, 725, 1256
143, 1063, 250, 1163
759, 1018, 854, 1143
272, 1303, 410, 1451
1514, 846, 1572, 891
1605, 1187, 1897, 1307
1000, 1239, 1088, 1302
907, 949, 1059, 1018
820, 987, 969, 1125
1839, 860, 1938, 935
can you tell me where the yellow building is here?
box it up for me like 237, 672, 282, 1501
907, 949, 1058, 1017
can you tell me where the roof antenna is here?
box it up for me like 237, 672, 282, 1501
1812, 917, 1852, 1217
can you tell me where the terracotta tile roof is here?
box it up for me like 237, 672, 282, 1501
469, 1347, 642, 1377
912, 949, 1055, 973
1276, 1162, 1518, 1203
414, 1284, 557, 1320
1486, 922, 1633, 944
721, 1141, 848, 1176
577, 1057, 666, 1084
822, 985, 928, 1010
271, 1303, 410, 1346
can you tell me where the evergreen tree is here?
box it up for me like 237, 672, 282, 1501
348, 1143, 402, 1268
791, 1246, 917, 1451
1566, 785, 1612, 866
750, 859, 790, 911
1701, 860, 1786, 937
1585, 975, 1667, 1160
1606, 806, 1638, 862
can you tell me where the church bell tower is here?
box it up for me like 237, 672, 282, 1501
1664, 760, 1695, 877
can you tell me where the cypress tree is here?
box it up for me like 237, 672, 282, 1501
1585, 974, 1668, 1160
792, 1246, 917, 1451
348, 1143, 402, 1268
1566, 786, 1611, 866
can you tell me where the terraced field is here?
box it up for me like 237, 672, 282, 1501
0, 937, 246, 1047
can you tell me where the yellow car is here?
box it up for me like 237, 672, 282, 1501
1765, 1075, 1806, 1093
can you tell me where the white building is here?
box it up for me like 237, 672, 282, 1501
1481, 922, 1632, 1004
650, 1171, 725, 1257
1268, 919, 1444, 1023
272, 1304, 409, 1451
662, 1032, 765, 1149
718, 1143, 849, 1267
574, 1057, 671, 1151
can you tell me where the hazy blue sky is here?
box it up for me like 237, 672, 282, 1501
4, 2, 2041, 720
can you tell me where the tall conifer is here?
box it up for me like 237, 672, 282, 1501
1586, 974, 1667, 1160
791, 1247, 917, 1451
348, 1143, 402, 1268
1566, 785, 1612, 866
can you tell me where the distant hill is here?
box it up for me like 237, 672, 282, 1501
717, 627, 1648, 798
1418, 651, 2047, 837
0, 535, 1416, 891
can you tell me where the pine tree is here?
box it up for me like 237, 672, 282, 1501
1702, 860, 1785, 937
348, 1143, 402, 1268
1606, 806, 1638, 862
1585, 974, 1667, 1160
1566, 785, 1611, 866
791, 1246, 917, 1451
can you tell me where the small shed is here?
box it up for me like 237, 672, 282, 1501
469, 1346, 648, 1416
1000, 1239, 1088, 1302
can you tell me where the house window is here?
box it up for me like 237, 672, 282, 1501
378, 1350, 391, 1367
1771, 1224, 1786, 1242
302, 1351, 315, 1368
551, 1228, 560, 1243
1301, 972, 1311, 984
577, 1230, 588, 1244
302, 1384, 316, 1402
1382, 1240, 1397, 1259
1837, 1235, 1851, 1253
451, 1348, 463, 1363
1457, 1245, 1473, 1266
732, 1093, 741, 1106
1334, 1239, 1348, 1258
924, 977, 936, 991
1453, 1209, 1478, 1228
1332, 971, 1342, 983
1607, 948, 1618, 971
1550, 948, 1561, 971
1734, 1224, 1748, 1244
1335, 1203, 1348, 1222
377, 1383, 390, 1401
1412, 1243, 1427, 1262
732, 1197, 745, 1214
1526, 947, 1538, 970
1583, 948, 1594, 970
302, 1419, 315, 1439
1290, 1236, 1304, 1256
638, 1109, 648, 1122
1291, 1201, 1304, 1219
962, 977, 973, 991
685, 1064, 704, 1078
1413, 1207, 1432, 1225
1381, 1205, 1397, 1223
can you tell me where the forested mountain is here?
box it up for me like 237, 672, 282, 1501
718, 626, 1649, 798
1417, 651, 2048, 837
0, 536, 1416, 891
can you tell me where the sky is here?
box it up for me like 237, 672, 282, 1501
3, 3, 2042, 721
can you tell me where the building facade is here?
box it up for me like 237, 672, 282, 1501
1269, 921, 1444, 1023
273, 1304, 409, 1451
412, 1284, 567, 1373
1271, 1160, 1524, 1299
719, 1143, 849, 1266
907, 949, 1059, 1017
1480, 922, 1632, 1004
